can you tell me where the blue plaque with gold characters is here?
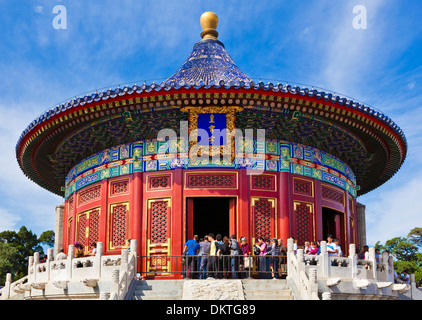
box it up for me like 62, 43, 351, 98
197, 113, 227, 146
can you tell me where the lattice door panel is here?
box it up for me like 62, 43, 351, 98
109, 203, 129, 250
146, 198, 172, 275
293, 202, 314, 247
251, 197, 275, 243
76, 208, 101, 254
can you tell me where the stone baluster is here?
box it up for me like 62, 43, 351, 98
129, 239, 137, 256
387, 255, 394, 283
3, 273, 12, 300
67, 245, 74, 281
110, 269, 120, 299
121, 249, 128, 292
28, 256, 34, 283
47, 248, 53, 282
96, 242, 103, 279
369, 247, 377, 280
319, 241, 329, 277
381, 251, 389, 282
308, 267, 318, 300
349, 243, 357, 279
34, 252, 40, 283
286, 238, 294, 278
130, 239, 138, 274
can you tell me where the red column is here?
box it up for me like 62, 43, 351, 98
131, 172, 143, 269
238, 170, 250, 241
172, 169, 184, 260
314, 180, 323, 241
99, 179, 108, 252
278, 172, 291, 244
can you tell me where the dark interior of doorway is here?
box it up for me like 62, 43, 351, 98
192, 197, 230, 239
322, 206, 338, 239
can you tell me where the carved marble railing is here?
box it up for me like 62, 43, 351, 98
286, 238, 319, 300
0, 240, 137, 300
290, 240, 413, 299
107, 247, 137, 300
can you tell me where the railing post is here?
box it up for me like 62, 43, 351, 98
28, 256, 34, 283
34, 252, 40, 283
47, 248, 53, 282
96, 242, 103, 279
130, 239, 137, 275
369, 247, 377, 280
3, 273, 12, 300
67, 245, 74, 281
110, 269, 120, 299
387, 255, 394, 283
309, 267, 318, 300
121, 249, 128, 288
319, 241, 329, 277
287, 238, 294, 278
349, 243, 357, 279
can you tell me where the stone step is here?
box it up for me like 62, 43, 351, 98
133, 294, 182, 300
134, 289, 182, 297
244, 293, 294, 300
241, 279, 294, 300
132, 280, 184, 300
241, 280, 290, 290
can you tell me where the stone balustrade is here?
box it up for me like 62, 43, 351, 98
0, 240, 137, 300
293, 240, 413, 299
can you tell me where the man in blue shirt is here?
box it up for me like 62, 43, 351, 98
184, 235, 200, 279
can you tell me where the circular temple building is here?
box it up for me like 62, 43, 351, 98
16, 12, 407, 278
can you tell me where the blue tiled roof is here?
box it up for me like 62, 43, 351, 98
164, 39, 251, 86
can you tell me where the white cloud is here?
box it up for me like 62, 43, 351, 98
34, 6, 44, 14
360, 170, 422, 245
0, 207, 21, 232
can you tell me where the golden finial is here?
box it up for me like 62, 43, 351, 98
200, 11, 219, 40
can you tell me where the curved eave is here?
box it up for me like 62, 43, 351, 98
16, 82, 408, 197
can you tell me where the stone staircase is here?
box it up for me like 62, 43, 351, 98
131, 279, 184, 300
130, 279, 294, 300
242, 279, 294, 300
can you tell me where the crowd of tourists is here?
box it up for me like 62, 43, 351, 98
183, 233, 288, 279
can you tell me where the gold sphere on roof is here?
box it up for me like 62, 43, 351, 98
200, 11, 219, 40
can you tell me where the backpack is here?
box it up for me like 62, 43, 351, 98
254, 245, 261, 256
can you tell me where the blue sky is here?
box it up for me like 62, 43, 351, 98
0, 0, 421, 246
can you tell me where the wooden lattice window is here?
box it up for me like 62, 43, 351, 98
78, 185, 101, 207
294, 203, 313, 246
322, 185, 344, 205
150, 200, 169, 244
187, 174, 235, 188
76, 208, 100, 252
110, 203, 128, 249
77, 213, 88, 248
251, 175, 275, 191
68, 196, 74, 213
149, 175, 171, 190
146, 198, 171, 275
293, 178, 313, 197
252, 198, 275, 241
67, 217, 74, 247
89, 209, 100, 245
111, 180, 129, 196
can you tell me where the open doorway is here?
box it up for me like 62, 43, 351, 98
322, 207, 338, 239
186, 197, 235, 239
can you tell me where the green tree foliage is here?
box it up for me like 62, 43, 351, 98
408, 227, 422, 247
0, 226, 55, 285
376, 229, 422, 286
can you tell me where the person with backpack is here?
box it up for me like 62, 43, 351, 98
229, 235, 241, 279
183, 235, 200, 279
254, 237, 267, 279
207, 233, 218, 279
